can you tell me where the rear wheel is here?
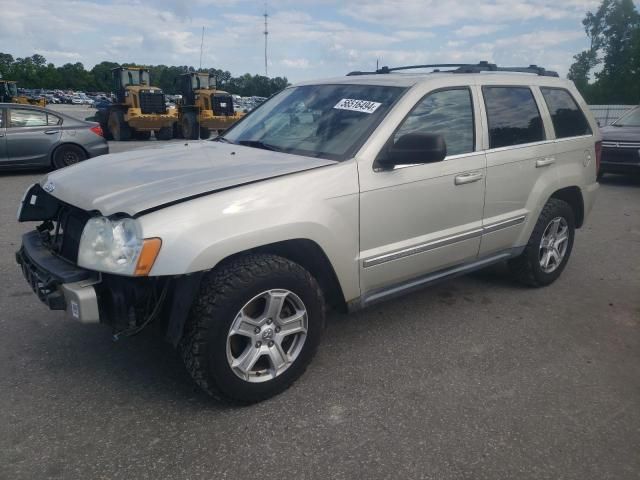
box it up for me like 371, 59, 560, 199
508, 198, 575, 287
180, 254, 325, 404
199, 127, 211, 139
52, 144, 86, 169
181, 112, 199, 139
155, 127, 173, 141
108, 110, 131, 141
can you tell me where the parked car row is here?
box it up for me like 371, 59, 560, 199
19, 88, 114, 106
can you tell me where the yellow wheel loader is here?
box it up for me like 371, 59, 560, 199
102, 67, 177, 141
176, 72, 243, 140
0, 80, 46, 107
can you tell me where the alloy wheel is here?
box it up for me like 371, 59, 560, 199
226, 289, 308, 383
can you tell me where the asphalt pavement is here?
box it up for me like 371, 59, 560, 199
0, 134, 639, 479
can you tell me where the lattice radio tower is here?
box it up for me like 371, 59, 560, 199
263, 2, 269, 77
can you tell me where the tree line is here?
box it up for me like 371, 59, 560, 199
568, 0, 640, 104
0, 53, 289, 98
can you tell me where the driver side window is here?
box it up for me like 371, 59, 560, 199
395, 88, 475, 157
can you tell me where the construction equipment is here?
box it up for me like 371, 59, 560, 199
0, 80, 46, 107
100, 67, 177, 141
175, 72, 243, 139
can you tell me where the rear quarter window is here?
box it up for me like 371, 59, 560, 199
483, 86, 545, 149
540, 88, 592, 138
47, 114, 62, 126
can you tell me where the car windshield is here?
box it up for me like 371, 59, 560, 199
613, 107, 640, 127
222, 84, 407, 161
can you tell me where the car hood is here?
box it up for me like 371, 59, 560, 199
42, 141, 337, 216
600, 125, 640, 142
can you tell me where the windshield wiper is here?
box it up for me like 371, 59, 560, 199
214, 136, 234, 143
236, 140, 282, 152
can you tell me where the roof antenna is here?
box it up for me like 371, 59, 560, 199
199, 26, 205, 70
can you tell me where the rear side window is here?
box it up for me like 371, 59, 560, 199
540, 88, 592, 138
9, 109, 48, 127
394, 88, 475, 156
483, 87, 545, 149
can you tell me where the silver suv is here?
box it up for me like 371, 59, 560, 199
16, 62, 600, 403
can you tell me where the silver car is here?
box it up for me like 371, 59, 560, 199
16, 62, 599, 404
0, 103, 108, 170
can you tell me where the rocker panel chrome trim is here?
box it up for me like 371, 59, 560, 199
362, 215, 526, 268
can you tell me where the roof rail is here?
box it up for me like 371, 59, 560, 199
346, 61, 559, 77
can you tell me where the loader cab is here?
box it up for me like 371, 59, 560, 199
112, 67, 151, 103
178, 72, 216, 106
0, 81, 18, 103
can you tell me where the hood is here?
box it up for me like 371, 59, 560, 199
600, 125, 640, 142
43, 141, 336, 216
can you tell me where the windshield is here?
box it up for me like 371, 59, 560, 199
8, 82, 18, 97
613, 107, 640, 127
222, 84, 407, 161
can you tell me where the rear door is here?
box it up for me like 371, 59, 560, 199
0, 107, 7, 162
538, 87, 596, 183
478, 85, 556, 256
5, 107, 61, 167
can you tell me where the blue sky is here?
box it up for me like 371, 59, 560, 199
1, 0, 637, 82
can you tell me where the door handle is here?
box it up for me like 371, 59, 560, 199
454, 171, 483, 185
44, 130, 59, 135
536, 157, 555, 168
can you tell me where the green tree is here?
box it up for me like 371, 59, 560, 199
90, 61, 120, 92
569, 0, 640, 103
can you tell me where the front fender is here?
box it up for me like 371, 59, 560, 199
138, 161, 361, 302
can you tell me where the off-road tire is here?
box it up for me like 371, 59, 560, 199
108, 110, 131, 141
155, 126, 173, 141
181, 112, 199, 140
52, 144, 86, 169
133, 130, 151, 140
508, 198, 575, 287
199, 127, 211, 139
180, 254, 325, 404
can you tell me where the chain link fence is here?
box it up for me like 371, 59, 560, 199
589, 105, 636, 126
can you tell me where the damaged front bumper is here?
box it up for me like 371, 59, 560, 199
16, 230, 100, 323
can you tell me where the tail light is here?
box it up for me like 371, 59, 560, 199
595, 140, 602, 174
90, 125, 104, 137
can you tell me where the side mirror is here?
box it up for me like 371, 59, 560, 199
378, 132, 447, 168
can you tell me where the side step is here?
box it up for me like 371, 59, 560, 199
353, 248, 524, 310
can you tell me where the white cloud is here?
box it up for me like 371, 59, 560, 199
281, 58, 310, 68
0, 0, 607, 81
456, 25, 506, 38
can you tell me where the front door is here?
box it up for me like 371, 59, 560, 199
358, 87, 486, 297
6, 107, 61, 167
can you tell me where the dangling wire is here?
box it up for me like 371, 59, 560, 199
112, 282, 170, 341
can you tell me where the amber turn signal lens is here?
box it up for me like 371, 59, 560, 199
134, 238, 162, 276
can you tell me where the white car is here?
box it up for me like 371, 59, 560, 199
70, 97, 83, 105
16, 62, 599, 404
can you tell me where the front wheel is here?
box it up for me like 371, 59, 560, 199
155, 126, 173, 141
508, 198, 575, 287
180, 254, 325, 404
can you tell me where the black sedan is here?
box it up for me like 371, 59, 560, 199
599, 105, 640, 178
0, 103, 109, 170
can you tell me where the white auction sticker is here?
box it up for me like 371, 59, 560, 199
333, 98, 382, 114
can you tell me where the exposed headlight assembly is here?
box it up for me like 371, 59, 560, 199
78, 216, 161, 276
